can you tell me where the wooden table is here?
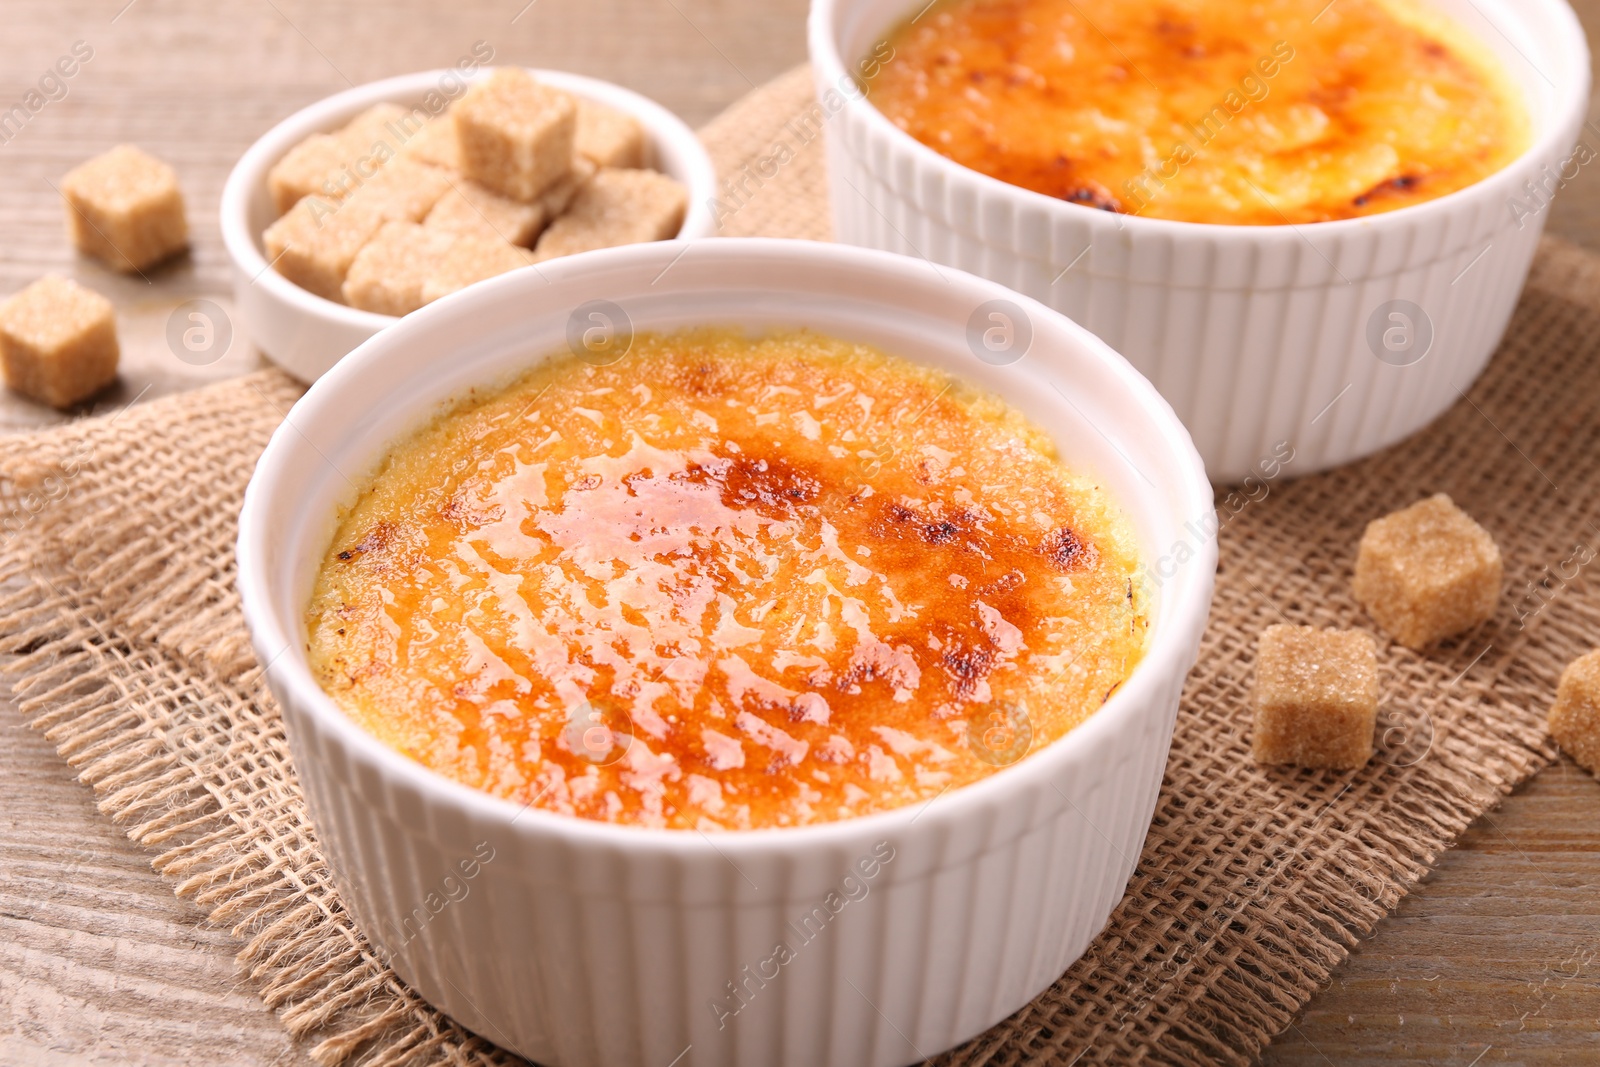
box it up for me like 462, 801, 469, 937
0, 2, 1596, 1064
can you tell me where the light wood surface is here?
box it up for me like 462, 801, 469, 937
0, 2, 1596, 1065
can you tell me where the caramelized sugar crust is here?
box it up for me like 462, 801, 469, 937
865, 0, 1530, 225
307, 329, 1146, 829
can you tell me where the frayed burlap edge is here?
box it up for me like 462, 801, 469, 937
0, 63, 1597, 1067
0, 372, 510, 1067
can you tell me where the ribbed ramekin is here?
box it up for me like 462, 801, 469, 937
220, 67, 717, 384
809, 0, 1590, 482
236, 239, 1215, 1067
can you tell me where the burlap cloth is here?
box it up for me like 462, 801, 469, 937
2, 64, 1594, 1066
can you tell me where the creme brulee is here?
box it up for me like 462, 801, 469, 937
306, 329, 1147, 830
864, 0, 1530, 225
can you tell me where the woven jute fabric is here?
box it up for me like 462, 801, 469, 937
1, 63, 1595, 1067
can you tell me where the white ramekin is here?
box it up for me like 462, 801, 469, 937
236, 239, 1216, 1067
220, 68, 718, 384
810, 0, 1591, 483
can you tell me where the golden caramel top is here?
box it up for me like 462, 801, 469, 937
865, 0, 1530, 225
307, 329, 1146, 830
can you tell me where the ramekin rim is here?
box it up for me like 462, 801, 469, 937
235, 236, 1217, 857
218, 66, 720, 330
805, 0, 1593, 241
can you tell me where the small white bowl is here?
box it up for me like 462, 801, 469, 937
237, 238, 1215, 1067
220, 68, 718, 383
809, 0, 1590, 482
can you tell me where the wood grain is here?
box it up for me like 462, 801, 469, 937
0, 709, 313, 1067
0, 2, 1596, 1065
1261, 757, 1600, 1067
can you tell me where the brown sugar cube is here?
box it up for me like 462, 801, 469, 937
454, 68, 576, 202
263, 196, 389, 302
1353, 493, 1502, 649
533, 168, 687, 260
326, 104, 425, 201
1252, 625, 1378, 770
425, 178, 546, 246
538, 157, 597, 219
342, 221, 456, 316
1548, 649, 1600, 775
268, 134, 352, 213
339, 103, 420, 159
61, 145, 188, 273
268, 105, 424, 212
345, 156, 453, 222
575, 99, 645, 169
265, 156, 452, 303
421, 232, 539, 305
0, 277, 119, 409
400, 116, 462, 171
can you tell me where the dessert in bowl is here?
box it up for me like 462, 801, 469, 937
306, 326, 1149, 830
809, 0, 1590, 481
866, 0, 1531, 226
220, 66, 717, 383
237, 238, 1214, 1066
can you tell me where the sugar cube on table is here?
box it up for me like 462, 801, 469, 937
575, 99, 645, 169
1353, 493, 1502, 649
263, 196, 389, 302
425, 178, 546, 247
533, 168, 686, 259
454, 68, 576, 202
421, 232, 539, 305
342, 221, 456, 316
0, 276, 119, 409
1252, 624, 1379, 770
61, 145, 188, 274
1548, 649, 1600, 776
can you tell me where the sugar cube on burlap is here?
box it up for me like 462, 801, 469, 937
1549, 649, 1600, 776
61, 145, 189, 273
1353, 493, 1502, 649
0, 276, 119, 409
1252, 624, 1379, 770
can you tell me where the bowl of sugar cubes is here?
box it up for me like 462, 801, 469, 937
221, 65, 717, 382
